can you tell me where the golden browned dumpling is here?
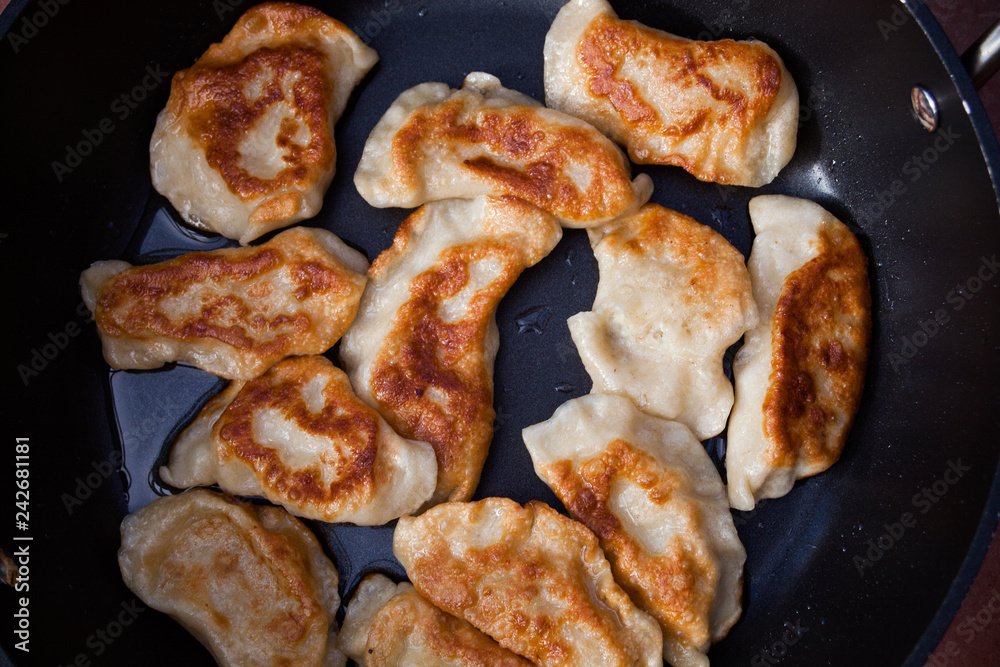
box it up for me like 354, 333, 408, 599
80, 227, 368, 380
118, 488, 345, 667
159, 381, 245, 489
394, 498, 663, 667
727, 195, 871, 510
340, 196, 562, 505
544, 0, 799, 187
353, 71, 652, 228
151, 2, 378, 244
339, 573, 533, 667
523, 394, 745, 667
160, 355, 437, 525
568, 204, 757, 440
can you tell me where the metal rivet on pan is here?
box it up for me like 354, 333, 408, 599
911, 86, 939, 132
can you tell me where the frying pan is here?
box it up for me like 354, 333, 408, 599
1, 0, 999, 665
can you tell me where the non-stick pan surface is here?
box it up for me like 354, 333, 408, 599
2, 0, 999, 665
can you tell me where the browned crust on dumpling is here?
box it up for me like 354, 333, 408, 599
214, 356, 383, 509
542, 439, 716, 652
369, 240, 518, 503
367, 588, 533, 666
118, 489, 339, 666
577, 14, 782, 182
604, 203, 753, 313
94, 229, 365, 378
166, 2, 349, 205
763, 223, 871, 470
390, 94, 642, 224
397, 498, 660, 666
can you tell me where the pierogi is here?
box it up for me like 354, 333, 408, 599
340, 196, 562, 505
544, 0, 799, 187
727, 195, 871, 510
81, 227, 368, 380
118, 488, 345, 667
569, 204, 757, 440
523, 393, 745, 667
160, 355, 437, 525
394, 497, 663, 667
353, 71, 652, 227
150, 2, 378, 243
339, 573, 532, 666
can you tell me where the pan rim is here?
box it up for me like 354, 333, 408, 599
898, 3, 1000, 664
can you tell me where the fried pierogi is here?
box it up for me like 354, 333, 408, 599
80, 227, 368, 380
118, 488, 345, 667
160, 380, 245, 489
727, 196, 870, 511
160, 355, 437, 525
523, 394, 745, 667
544, 0, 799, 187
150, 2, 378, 244
568, 204, 757, 440
340, 573, 533, 666
353, 71, 652, 227
340, 196, 562, 505
394, 498, 663, 667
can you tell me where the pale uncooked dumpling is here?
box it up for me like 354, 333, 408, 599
151, 2, 378, 243
394, 497, 664, 667
545, 0, 799, 187
523, 393, 745, 667
569, 204, 757, 440
80, 227, 368, 380
727, 195, 871, 510
118, 488, 346, 667
340, 196, 562, 505
159, 355, 437, 526
353, 71, 652, 228
339, 573, 532, 666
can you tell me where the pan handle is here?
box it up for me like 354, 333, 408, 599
913, 18, 1000, 131
962, 18, 1000, 89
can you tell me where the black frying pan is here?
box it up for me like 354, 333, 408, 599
2, 1, 999, 665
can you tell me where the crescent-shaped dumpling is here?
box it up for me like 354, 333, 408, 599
394, 498, 663, 666
568, 204, 757, 440
727, 195, 871, 510
340, 196, 563, 505
339, 573, 532, 666
523, 393, 745, 667
151, 2, 378, 244
159, 355, 437, 525
353, 71, 652, 227
544, 0, 799, 187
118, 488, 346, 667
80, 227, 368, 380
